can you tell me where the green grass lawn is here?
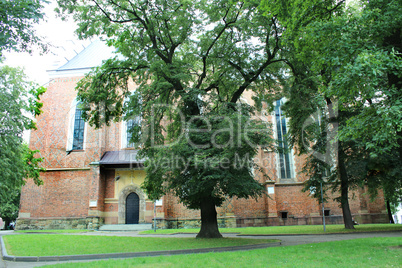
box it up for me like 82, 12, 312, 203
141, 223, 402, 235
3, 235, 277, 257
42, 237, 402, 267
14, 229, 92, 234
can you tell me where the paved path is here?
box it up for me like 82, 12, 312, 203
1, 230, 401, 268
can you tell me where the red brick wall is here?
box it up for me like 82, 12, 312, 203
232, 196, 267, 218
161, 180, 386, 224
103, 169, 116, 199
321, 190, 343, 216
275, 184, 319, 217
103, 170, 118, 223
164, 194, 200, 219
20, 74, 126, 221
29, 76, 124, 169
19, 170, 91, 218
367, 189, 386, 214
19, 72, 387, 227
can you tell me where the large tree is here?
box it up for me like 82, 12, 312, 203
0, 65, 46, 225
263, 0, 402, 228
57, 0, 286, 238
0, 0, 47, 226
0, 0, 47, 57
331, 0, 402, 223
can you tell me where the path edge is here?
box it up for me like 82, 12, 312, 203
1, 236, 281, 263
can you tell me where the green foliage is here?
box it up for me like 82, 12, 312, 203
287, 0, 402, 155
0, 65, 45, 209
261, 0, 402, 224
258, 0, 402, 227
0, 0, 48, 56
143, 103, 272, 208
58, 0, 286, 235
0, 188, 20, 225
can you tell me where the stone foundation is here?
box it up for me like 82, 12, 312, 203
153, 217, 235, 229
16, 212, 388, 230
152, 213, 388, 229
354, 213, 389, 224
15, 217, 103, 230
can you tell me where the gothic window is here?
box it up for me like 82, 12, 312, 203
121, 92, 142, 149
125, 116, 141, 148
72, 106, 85, 150
275, 99, 294, 179
67, 100, 86, 151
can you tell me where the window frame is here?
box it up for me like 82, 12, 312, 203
66, 99, 86, 152
273, 98, 295, 180
121, 115, 142, 149
72, 105, 85, 150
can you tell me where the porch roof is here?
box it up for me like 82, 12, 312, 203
99, 150, 145, 165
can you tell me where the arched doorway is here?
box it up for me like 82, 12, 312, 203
126, 192, 140, 224
118, 184, 146, 224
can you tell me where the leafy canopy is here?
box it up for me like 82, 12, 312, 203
0, 0, 48, 57
56, 0, 284, 210
264, 0, 402, 219
0, 65, 45, 202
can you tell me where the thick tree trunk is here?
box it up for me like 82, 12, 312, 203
340, 179, 355, 229
386, 200, 395, 224
196, 198, 222, 238
339, 154, 355, 229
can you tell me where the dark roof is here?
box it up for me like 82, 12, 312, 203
55, 39, 116, 71
99, 150, 145, 165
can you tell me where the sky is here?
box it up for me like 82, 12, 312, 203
3, 1, 90, 86
4, 1, 356, 87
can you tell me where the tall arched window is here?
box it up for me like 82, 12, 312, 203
121, 92, 142, 149
125, 116, 141, 148
275, 99, 294, 179
72, 105, 85, 150
67, 100, 86, 151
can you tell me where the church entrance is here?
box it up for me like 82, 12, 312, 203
126, 192, 140, 224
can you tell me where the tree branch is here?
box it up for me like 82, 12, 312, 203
229, 59, 284, 104
93, 0, 135, 23
227, 60, 247, 79
196, 5, 243, 89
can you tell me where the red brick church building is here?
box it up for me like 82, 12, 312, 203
16, 40, 388, 230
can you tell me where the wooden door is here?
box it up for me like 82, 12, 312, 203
126, 192, 139, 224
